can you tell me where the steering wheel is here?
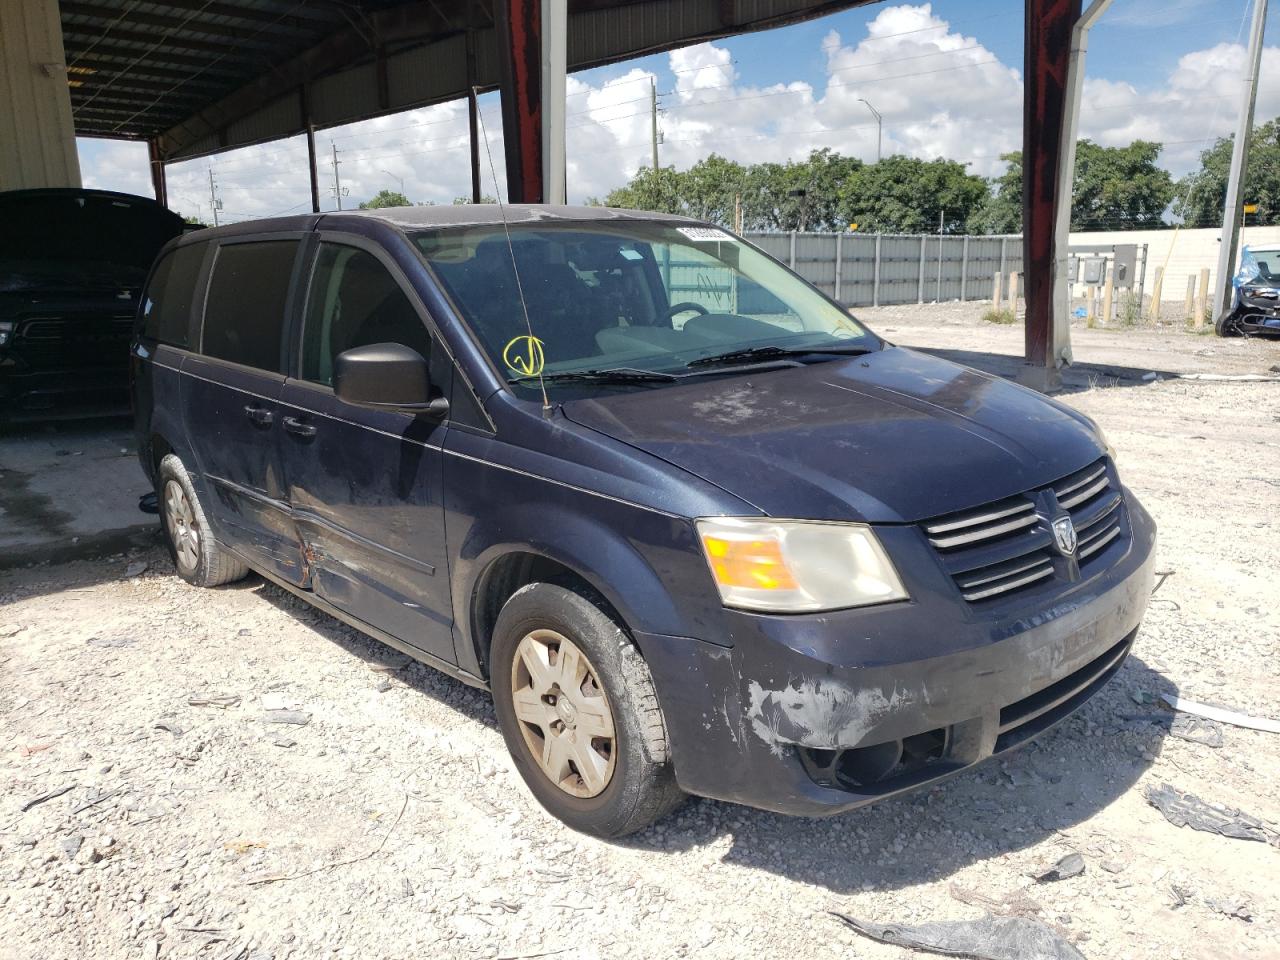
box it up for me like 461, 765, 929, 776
663, 301, 710, 323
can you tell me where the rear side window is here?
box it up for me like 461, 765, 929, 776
300, 244, 433, 386
202, 240, 298, 371
141, 243, 205, 347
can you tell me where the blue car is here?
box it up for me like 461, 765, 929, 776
1218, 244, 1280, 336
131, 205, 1155, 837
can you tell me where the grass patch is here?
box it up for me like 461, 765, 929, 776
982, 308, 1017, 325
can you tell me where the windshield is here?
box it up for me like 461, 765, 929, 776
1238, 246, 1280, 285
412, 222, 878, 395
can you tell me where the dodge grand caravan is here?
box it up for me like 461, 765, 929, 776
132, 205, 1155, 838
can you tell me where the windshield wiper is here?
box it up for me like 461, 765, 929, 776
508, 367, 680, 385
686, 343, 874, 369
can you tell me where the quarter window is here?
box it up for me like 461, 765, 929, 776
300, 244, 433, 386
202, 240, 298, 371
141, 242, 205, 347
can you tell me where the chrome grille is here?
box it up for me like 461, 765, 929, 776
922, 457, 1126, 603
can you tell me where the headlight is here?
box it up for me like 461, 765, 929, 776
695, 517, 908, 613
0, 321, 12, 347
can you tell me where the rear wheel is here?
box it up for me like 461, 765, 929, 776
158, 454, 250, 587
491, 582, 684, 837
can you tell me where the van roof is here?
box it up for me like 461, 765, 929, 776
348, 204, 699, 229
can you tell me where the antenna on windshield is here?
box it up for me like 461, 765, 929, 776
473, 87, 551, 414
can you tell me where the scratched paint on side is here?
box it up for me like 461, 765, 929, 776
745, 679, 907, 755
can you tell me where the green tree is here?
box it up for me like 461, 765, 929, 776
454, 195, 497, 204
1174, 117, 1280, 226
679, 154, 747, 225
839, 156, 989, 234
599, 165, 686, 215
972, 140, 1176, 234
359, 189, 411, 209
1072, 140, 1173, 230
968, 151, 1022, 234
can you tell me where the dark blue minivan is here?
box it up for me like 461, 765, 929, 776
132, 205, 1155, 837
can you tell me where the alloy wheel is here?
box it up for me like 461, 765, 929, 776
510, 629, 617, 798
163, 479, 200, 572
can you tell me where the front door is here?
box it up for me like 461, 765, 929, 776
181, 238, 306, 585
277, 240, 455, 662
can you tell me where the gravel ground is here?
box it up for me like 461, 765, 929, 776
2, 310, 1278, 960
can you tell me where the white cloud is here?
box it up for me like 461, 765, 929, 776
75, 4, 1280, 220
1078, 43, 1280, 174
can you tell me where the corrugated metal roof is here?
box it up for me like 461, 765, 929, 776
58, 0, 872, 161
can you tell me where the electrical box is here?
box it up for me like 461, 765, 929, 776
1066, 256, 1079, 283
1110, 244, 1137, 288
1082, 257, 1106, 284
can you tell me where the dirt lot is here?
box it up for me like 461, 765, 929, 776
2, 309, 1278, 960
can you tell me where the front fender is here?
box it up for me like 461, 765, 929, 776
448, 496, 701, 677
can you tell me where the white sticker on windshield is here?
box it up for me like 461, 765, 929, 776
619, 248, 644, 260
677, 227, 734, 242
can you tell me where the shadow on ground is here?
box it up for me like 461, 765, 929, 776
915, 345, 1182, 394
235, 559, 1172, 896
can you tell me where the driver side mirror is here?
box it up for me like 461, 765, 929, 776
333, 342, 449, 417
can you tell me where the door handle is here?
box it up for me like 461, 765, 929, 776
282, 415, 317, 438
243, 404, 273, 427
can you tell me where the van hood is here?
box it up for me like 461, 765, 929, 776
561, 346, 1105, 524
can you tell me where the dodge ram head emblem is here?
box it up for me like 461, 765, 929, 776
1052, 516, 1078, 555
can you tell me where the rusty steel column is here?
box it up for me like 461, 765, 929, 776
1022, 0, 1077, 386
148, 139, 168, 208
300, 86, 320, 214
496, 0, 543, 203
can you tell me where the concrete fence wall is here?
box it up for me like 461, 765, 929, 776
744, 225, 1280, 308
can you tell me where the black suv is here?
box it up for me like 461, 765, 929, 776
0, 188, 185, 423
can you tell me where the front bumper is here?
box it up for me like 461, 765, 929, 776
634, 491, 1156, 816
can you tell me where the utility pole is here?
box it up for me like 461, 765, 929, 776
858, 98, 882, 162
330, 142, 343, 211
207, 168, 220, 227
650, 76, 660, 175
1213, 0, 1268, 323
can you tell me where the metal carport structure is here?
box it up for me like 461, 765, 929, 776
5, 0, 1086, 385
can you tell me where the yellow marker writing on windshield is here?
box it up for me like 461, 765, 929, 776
503, 335, 545, 377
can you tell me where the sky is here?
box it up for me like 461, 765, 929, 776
76, 0, 1279, 224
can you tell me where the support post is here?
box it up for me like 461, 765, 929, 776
918, 237, 927, 304
1047, 0, 1113, 372
789, 231, 797, 269
1021, 0, 1080, 390
466, 28, 482, 203
301, 86, 319, 213
1010, 271, 1021, 316
148, 139, 167, 208
1184, 274, 1197, 323
496, 0, 543, 203
993, 272, 1004, 310
1196, 267, 1210, 328
1146, 266, 1164, 320
1101, 270, 1113, 326
960, 236, 970, 300
873, 234, 882, 307
541, 0, 567, 204
834, 232, 843, 303
1213, 0, 1268, 323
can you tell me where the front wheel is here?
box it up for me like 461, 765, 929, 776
491, 583, 684, 838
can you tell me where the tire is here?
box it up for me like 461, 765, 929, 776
1216, 307, 1246, 337
157, 454, 250, 588
491, 582, 685, 838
